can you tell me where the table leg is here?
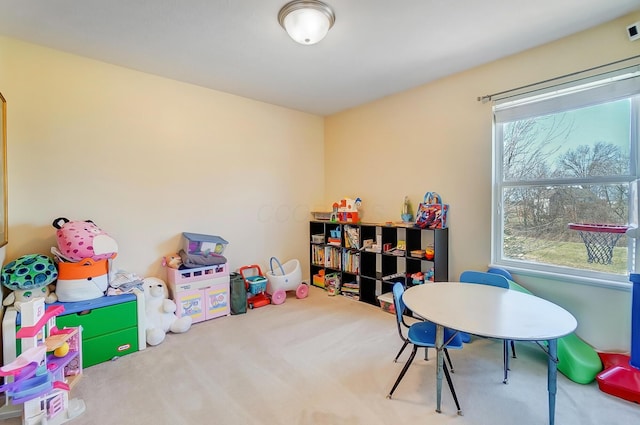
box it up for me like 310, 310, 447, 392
547, 339, 558, 425
435, 324, 444, 413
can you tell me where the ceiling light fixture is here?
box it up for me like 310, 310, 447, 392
278, 0, 336, 45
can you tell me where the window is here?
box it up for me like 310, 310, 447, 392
492, 66, 640, 286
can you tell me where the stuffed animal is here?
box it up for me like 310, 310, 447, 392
1, 254, 58, 311
2, 284, 57, 312
142, 277, 192, 346
162, 253, 182, 269
52, 217, 118, 262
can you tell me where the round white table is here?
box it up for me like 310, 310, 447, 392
403, 282, 577, 425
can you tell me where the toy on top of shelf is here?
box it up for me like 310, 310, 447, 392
401, 196, 413, 222
178, 233, 228, 269
415, 192, 449, 229
142, 277, 192, 346
331, 197, 362, 223
52, 217, 118, 262
182, 232, 228, 256
1, 254, 59, 312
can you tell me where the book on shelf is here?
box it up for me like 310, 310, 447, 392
362, 239, 381, 253
312, 245, 325, 265
382, 272, 406, 281
324, 246, 342, 269
340, 282, 359, 292
344, 225, 360, 249
340, 287, 359, 294
341, 250, 360, 274
384, 248, 405, 256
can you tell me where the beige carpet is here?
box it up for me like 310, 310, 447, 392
3, 286, 639, 424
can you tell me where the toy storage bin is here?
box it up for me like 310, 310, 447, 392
4, 293, 144, 368
313, 270, 325, 287
182, 232, 228, 256
311, 234, 325, 243
247, 276, 268, 295
167, 263, 228, 286
311, 211, 332, 220
377, 292, 395, 314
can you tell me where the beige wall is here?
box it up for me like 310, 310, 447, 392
1, 11, 638, 352
325, 11, 640, 351
0, 36, 325, 280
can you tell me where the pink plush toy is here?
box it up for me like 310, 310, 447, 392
52, 217, 118, 262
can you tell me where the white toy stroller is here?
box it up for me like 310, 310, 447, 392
265, 257, 308, 304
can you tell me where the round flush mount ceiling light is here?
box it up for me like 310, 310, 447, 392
278, 0, 336, 45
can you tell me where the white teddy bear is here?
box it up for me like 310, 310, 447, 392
142, 277, 192, 346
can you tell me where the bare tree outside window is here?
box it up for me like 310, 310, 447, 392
497, 98, 633, 276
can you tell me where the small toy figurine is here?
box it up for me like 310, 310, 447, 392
162, 253, 183, 269
401, 196, 413, 222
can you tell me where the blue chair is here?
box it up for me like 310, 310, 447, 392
459, 270, 516, 383
387, 282, 464, 413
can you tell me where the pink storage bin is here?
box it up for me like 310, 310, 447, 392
167, 263, 228, 286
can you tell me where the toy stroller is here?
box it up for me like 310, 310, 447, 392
265, 257, 307, 305
239, 264, 270, 309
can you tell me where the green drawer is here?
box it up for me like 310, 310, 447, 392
57, 300, 137, 339
82, 326, 139, 368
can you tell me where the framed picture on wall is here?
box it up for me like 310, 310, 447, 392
0, 92, 7, 247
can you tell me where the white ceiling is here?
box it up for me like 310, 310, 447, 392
0, 1, 638, 116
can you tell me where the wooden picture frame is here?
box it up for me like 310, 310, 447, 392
0, 92, 7, 247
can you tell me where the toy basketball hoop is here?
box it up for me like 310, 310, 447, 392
567, 223, 629, 265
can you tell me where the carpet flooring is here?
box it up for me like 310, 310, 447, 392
2, 285, 639, 424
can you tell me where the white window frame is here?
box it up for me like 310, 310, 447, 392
491, 65, 640, 289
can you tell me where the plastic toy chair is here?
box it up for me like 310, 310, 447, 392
459, 270, 516, 384
387, 282, 464, 414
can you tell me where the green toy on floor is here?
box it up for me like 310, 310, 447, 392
488, 267, 603, 385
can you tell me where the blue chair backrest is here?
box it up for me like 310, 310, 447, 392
392, 282, 406, 324
459, 270, 509, 289
487, 266, 514, 281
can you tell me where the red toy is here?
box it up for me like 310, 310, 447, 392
596, 353, 640, 403
595, 273, 640, 404
239, 265, 270, 309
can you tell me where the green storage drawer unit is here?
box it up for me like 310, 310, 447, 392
56, 296, 140, 368
56, 299, 137, 339
81, 326, 139, 367
3, 292, 145, 369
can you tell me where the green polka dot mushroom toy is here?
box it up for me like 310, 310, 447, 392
2, 254, 58, 311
